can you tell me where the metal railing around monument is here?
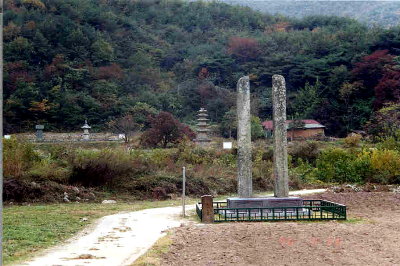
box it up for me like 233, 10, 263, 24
196, 200, 346, 222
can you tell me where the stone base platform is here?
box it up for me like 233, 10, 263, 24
220, 197, 312, 217
227, 197, 303, 209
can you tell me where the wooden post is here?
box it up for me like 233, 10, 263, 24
201, 195, 214, 223
182, 166, 186, 217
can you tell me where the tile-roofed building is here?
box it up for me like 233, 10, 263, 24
262, 119, 325, 140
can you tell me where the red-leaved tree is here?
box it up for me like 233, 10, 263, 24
351, 49, 400, 109
374, 68, 400, 109
140, 112, 195, 148
351, 50, 394, 91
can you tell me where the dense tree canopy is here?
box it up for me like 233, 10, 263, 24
3, 0, 400, 136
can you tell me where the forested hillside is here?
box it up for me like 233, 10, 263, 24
4, 0, 400, 136
217, 0, 400, 27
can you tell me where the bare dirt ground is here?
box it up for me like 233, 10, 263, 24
162, 192, 400, 266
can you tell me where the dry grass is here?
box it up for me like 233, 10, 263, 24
131, 233, 173, 266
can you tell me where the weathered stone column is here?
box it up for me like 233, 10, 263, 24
201, 195, 214, 223
237, 76, 252, 198
272, 75, 289, 198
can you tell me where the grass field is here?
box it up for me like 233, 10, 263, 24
2, 199, 197, 265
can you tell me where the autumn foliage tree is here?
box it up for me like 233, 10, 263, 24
227, 37, 260, 61
374, 66, 400, 109
351, 50, 394, 97
351, 50, 400, 109
140, 112, 195, 148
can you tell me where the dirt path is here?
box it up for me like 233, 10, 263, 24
20, 189, 326, 266
21, 206, 192, 266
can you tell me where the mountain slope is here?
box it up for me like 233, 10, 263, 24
4, 0, 400, 136
214, 0, 400, 27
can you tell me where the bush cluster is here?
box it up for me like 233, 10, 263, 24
3, 138, 40, 179
5, 136, 400, 203
314, 147, 400, 184
344, 133, 362, 147
289, 141, 320, 165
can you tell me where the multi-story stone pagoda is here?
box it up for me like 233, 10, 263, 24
194, 108, 211, 147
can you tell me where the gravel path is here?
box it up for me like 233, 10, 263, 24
20, 189, 326, 266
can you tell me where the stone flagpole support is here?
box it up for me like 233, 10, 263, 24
237, 76, 252, 198
272, 75, 289, 198
201, 195, 214, 223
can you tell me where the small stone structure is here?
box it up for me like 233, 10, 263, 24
81, 120, 91, 140
201, 195, 214, 223
237, 76, 253, 198
194, 108, 211, 147
35, 125, 44, 141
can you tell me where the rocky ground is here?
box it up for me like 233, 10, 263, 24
161, 192, 400, 266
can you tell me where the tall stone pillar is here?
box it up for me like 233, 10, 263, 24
237, 76, 252, 198
272, 75, 289, 198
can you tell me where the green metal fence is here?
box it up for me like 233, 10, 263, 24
196, 199, 346, 222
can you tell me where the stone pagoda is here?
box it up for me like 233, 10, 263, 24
194, 108, 211, 147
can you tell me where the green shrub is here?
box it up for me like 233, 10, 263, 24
3, 138, 40, 179
130, 148, 178, 168
315, 147, 400, 184
315, 148, 362, 183
369, 149, 400, 183
344, 133, 362, 148
376, 136, 400, 151
45, 144, 72, 162
251, 116, 265, 140
27, 158, 71, 183
290, 159, 319, 184
214, 152, 236, 167
289, 141, 320, 165
177, 145, 215, 165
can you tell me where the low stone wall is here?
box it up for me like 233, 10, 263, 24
14, 132, 124, 142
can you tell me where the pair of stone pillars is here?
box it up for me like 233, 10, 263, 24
237, 75, 288, 198
201, 75, 289, 223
